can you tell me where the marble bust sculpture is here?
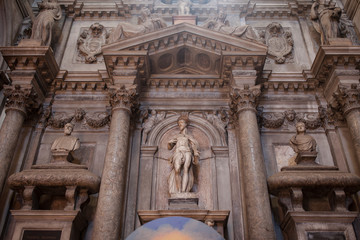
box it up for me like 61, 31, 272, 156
51, 123, 80, 161
290, 122, 317, 154
168, 115, 199, 195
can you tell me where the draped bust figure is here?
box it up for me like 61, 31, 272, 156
290, 122, 317, 154
168, 115, 199, 195
51, 123, 80, 153
30, 0, 62, 46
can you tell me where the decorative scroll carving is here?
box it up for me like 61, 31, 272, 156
141, 110, 166, 144
168, 114, 199, 196
229, 86, 261, 114
3, 85, 38, 115
30, 0, 62, 46
108, 7, 167, 43
178, 0, 192, 15
310, 0, 343, 45
262, 22, 293, 64
332, 84, 360, 116
202, 11, 259, 42
85, 112, 110, 128
77, 23, 109, 63
109, 85, 138, 111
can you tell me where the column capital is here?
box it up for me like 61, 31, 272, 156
3, 85, 39, 116
332, 84, 360, 116
229, 85, 261, 115
108, 85, 138, 113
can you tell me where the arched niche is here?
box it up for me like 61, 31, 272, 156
141, 114, 227, 210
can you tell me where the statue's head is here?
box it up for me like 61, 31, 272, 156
141, 7, 151, 18
218, 11, 227, 22
90, 23, 104, 37
177, 115, 189, 131
295, 122, 306, 134
64, 123, 74, 135
285, 109, 296, 121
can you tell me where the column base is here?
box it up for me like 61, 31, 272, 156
281, 211, 358, 240
6, 210, 87, 240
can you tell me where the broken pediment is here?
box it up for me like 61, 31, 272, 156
102, 23, 267, 86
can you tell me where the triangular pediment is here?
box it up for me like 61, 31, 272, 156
102, 22, 267, 53
103, 22, 267, 80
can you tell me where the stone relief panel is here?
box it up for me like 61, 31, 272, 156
77, 23, 109, 64
259, 22, 293, 64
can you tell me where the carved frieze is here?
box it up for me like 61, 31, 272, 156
47, 108, 110, 129
77, 23, 109, 63
258, 108, 328, 131
260, 22, 293, 64
141, 110, 166, 144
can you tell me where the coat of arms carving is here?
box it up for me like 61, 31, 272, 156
77, 23, 109, 63
261, 22, 293, 64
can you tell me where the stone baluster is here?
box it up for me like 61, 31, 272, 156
333, 84, 360, 164
229, 86, 275, 240
0, 85, 35, 194
92, 85, 137, 240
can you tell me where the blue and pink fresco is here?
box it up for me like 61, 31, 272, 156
126, 216, 224, 240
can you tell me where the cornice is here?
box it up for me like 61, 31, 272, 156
310, 46, 360, 85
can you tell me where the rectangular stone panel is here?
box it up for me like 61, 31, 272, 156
22, 230, 61, 240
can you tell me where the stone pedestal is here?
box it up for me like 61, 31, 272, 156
138, 210, 229, 238
268, 164, 360, 239
168, 195, 199, 210
173, 15, 197, 25
294, 152, 318, 165
6, 210, 86, 240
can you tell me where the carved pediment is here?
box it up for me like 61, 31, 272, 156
102, 23, 267, 86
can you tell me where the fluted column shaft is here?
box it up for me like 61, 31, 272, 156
0, 85, 32, 194
92, 86, 137, 240
230, 87, 275, 239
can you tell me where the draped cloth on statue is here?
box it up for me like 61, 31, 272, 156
31, 0, 62, 46
51, 136, 80, 152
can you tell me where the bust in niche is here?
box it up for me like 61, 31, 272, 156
51, 123, 80, 163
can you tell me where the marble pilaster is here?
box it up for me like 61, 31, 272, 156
92, 85, 137, 240
0, 85, 34, 194
230, 86, 275, 240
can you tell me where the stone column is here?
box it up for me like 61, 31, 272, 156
92, 85, 137, 240
0, 85, 33, 194
230, 86, 275, 239
333, 84, 360, 164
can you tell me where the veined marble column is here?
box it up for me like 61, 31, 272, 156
333, 84, 360, 164
0, 85, 32, 194
92, 85, 137, 240
230, 86, 275, 239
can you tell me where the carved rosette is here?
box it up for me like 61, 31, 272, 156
333, 84, 360, 116
3, 85, 39, 116
229, 86, 261, 115
109, 85, 138, 112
